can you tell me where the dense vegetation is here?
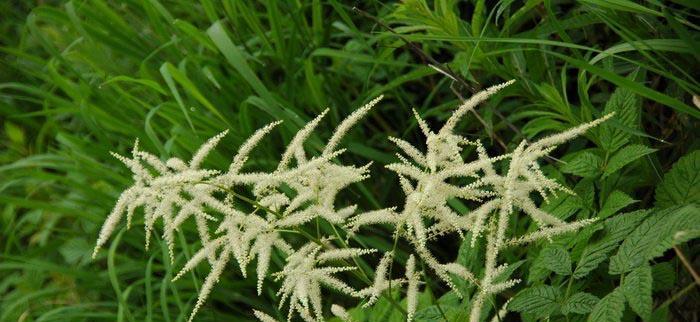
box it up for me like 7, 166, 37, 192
1, 1, 698, 321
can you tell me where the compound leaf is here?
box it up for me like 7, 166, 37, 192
603, 144, 656, 178
655, 150, 700, 208
562, 292, 599, 315
574, 210, 650, 278
609, 205, 700, 274
562, 152, 602, 177
587, 288, 625, 322
622, 264, 652, 320
599, 190, 637, 219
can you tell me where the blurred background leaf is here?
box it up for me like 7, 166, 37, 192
1, 0, 698, 321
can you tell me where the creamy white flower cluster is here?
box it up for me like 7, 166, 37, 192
347, 81, 612, 322
93, 81, 612, 322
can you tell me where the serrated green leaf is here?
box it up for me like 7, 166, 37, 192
651, 262, 676, 292
536, 245, 572, 276
622, 264, 652, 320
508, 285, 561, 318
599, 86, 639, 152
609, 205, 700, 274
655, 150, 700, 208
574, 178, 595, 210
413, 306, 443, 322
528, 261, 549, 284
570, 224, 604, 260
598, 190, 637, 219
415, 291, 463, 322
587, 289, 625, 322
573, 210, 650, 279
603, 144, 656, 178
562, 292, 599, 315
561, 152, 602, 177
541, 193, 582, 221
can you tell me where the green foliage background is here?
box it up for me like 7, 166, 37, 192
1, 0, 698, 321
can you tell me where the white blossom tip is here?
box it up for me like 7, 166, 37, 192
253, 310, 279, 322
331, 304, 352, 322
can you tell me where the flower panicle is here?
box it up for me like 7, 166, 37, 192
93, 82, 614, 322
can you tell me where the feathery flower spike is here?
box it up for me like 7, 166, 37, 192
93, 87, 615, 322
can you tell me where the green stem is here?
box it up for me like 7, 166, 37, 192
563, 276, 575, 322
564, 276, 574, 299
330, 224, 371, 281
387, 226, 402, 300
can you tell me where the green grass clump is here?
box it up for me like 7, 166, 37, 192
1, 1, 698, 321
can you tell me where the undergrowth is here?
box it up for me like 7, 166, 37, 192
1, 1, 699, 321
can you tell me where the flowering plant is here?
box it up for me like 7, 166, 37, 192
93, 81, 614, 322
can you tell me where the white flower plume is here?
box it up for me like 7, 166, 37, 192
92, 132, 230, 262
405, 254, 420, 322
93, 85, 614, 322
272, 242, 375, 321
331, 304, 354, 322
344, 81, 612, 321
253, 310, 280, 322
93, 98, 383, 322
